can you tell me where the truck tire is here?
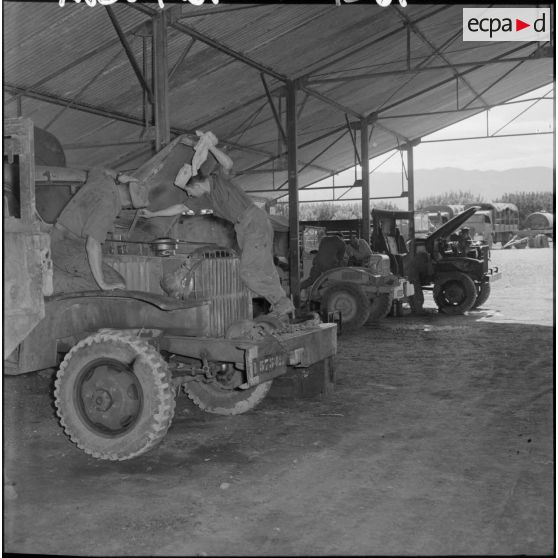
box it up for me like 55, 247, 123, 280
185, 380, 272, 415
54, 331, 175, 461
433, 272, 477, 315
472, 282, 491, 308
367, 293, 392, 322
321, 282, 370, 331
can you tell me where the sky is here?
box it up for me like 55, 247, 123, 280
301, 84, 554, 203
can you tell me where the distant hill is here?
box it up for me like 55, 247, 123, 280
369, 166, 553, 201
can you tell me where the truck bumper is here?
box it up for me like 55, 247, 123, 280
486, 267, 502, 282
159, 322, 338, 388
377, 277, 414, 300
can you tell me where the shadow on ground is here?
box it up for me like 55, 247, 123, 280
3, 311, 554, 556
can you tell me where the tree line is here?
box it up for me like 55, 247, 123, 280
273, 191, 553, 228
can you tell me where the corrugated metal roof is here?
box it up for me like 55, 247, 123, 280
3, 1, 553, 200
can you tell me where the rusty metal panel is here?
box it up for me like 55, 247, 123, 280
3, 231, 52, 358
104, 254, 165, 294
3, 117, 53, 358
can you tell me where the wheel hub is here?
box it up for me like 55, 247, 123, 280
329, 293, 356, 320
444, 281, 465, 304
76, 359, 143, 436
93, 389, 113, 412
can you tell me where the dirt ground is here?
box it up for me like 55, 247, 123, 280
3, 246, 555, 556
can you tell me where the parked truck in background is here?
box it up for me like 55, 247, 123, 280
371, 207, 501, 315
463, 202, 519, 245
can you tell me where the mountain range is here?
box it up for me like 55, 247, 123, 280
367, 166, 554, 202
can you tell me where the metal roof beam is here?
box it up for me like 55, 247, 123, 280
261, 74, 287, 145
297, 5, 452, 81
129, 3, 287, 82
168, 37, 196, 83
305, 56, 543, 84
392, 7, 488, 107
176, 5, 269, 19
237, 124, 347, 174
270, 128, 348, 191
296, 91, 310, 121
345, 115, 361, 167
152, 9, 171, 150
369, 43, 536, 117
422, 131, 553, 144
4, 83, 269, 157
299, 88, 409, 144
490, 87, 553, 136
226, 100, 268, 145
5, 19, 151, 107
43, 49, 123, 132
4, 83, 337, 177
460, 58, 527, 111
375, 123, 409, 143
372, 27, 462, 116
378, 93, 554, 119
105, 6, 154, 105
300, 84, 363, 120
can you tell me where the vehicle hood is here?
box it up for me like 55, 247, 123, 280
426, 206, 478, 243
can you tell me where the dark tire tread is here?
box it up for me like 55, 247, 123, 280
185, 380, 272, 416
54, 331, 175, 461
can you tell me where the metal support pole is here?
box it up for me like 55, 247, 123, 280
286, 80, 300, 308
153, 10, 170, 150
361, 118, 370, 243
407, 142, 415, 240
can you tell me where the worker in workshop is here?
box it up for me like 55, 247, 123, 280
346, 233, 374, 266
50, 168, 148, 293
300, 234, 347, 291
140, 130, 295, 321
457, 227, 473, 255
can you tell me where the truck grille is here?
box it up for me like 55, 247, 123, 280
105, 250, 252, 337
189, 250, 252, 337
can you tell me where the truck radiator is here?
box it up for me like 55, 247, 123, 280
188, 251, 252, 337
105, 251, 252, 337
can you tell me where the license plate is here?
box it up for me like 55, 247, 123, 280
254, 353, 287, 379
489, 271, 502, 281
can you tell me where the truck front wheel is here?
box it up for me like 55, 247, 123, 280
433, 272, 477, 315
54, 331, 175, 461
